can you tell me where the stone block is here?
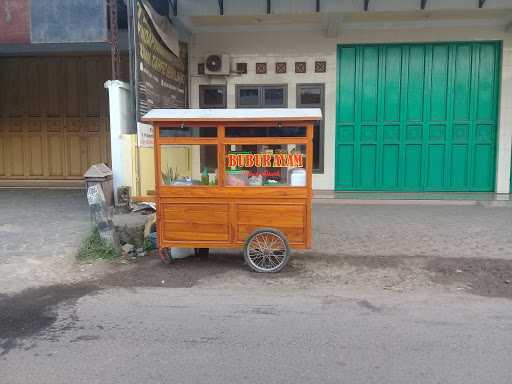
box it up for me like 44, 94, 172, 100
113, 212, 156, 247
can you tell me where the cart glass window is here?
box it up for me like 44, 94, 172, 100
160, 126, 217, 137
225, 144, 307, 187
225, 126, 306, 137
160, 144, 218, 186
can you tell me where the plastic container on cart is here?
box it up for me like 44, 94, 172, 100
290, 168, 306, 186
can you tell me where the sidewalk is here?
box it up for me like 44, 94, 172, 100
310, 203, 512, 259
314, 191, 512, 207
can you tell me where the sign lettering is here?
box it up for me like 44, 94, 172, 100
226, 153, 304, 168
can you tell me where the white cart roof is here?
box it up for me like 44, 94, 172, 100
142, 108, 322, 122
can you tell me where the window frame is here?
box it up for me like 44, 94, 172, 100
159, 143, 219, 187
223, 142, 308, 187
155, 123, 313, 191
236, 84, 288, 108
296, 83, 325, 174
199, 85, 227, 109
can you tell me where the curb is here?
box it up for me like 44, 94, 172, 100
313, 199, 480, 206
478, 201, 512, 208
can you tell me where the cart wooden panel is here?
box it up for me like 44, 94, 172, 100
142, 109, 320, 252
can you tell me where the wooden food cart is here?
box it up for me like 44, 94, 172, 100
142, 108, 322, 273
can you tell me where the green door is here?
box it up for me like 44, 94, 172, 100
335, 42, 500, 191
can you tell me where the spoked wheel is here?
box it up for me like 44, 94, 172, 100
244, 228, 290, 273
158, 248, 172, 264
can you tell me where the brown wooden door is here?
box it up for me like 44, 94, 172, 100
0, 55, 115, 186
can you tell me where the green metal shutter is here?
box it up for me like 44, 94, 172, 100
335, 42, 500, 192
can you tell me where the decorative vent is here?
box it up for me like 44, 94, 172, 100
315, 61, 327, 73
295, 61, 306, 73
256, 62, 267, 74
275, 62, 287, 74
197, 63, 205, 75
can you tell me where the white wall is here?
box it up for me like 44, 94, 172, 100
497, 39, 512, 193
190, 22, 512, 192
105, 80, 137, 201
190, 30, 336, 189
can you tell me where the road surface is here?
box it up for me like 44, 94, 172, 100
1, 279, 512, 384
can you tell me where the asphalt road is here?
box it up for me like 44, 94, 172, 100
1, 285, 512, 384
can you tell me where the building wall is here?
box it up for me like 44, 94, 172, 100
190, 23, 512, 192
190, 30, 336, 189
139, 147, 156, 195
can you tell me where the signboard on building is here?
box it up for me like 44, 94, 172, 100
137, 122, 154, 148
31, 0, 107, 43
0, 0, 30, 44
135, 0, 187, 121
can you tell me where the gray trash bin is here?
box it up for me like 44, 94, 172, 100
84, 164, 114, 207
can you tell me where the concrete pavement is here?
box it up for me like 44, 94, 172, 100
0, 189, 91, 293
311, 204, 512, 259
0, 188, 90, 259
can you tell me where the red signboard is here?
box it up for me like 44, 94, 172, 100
0, 0, 30, 44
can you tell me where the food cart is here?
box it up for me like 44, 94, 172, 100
142, 108, 322, 273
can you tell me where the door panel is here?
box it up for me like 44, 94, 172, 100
336, 42, 500, 191
0, 130, 4, 177
361, 47, 378, 123
10, 136, 24, 176
430, 45, 449, 122
47, 135, 64, 177
67, 135, 83, 177
28, 135, 44, 176
383, 46, 402, 122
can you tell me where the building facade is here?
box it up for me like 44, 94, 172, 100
0, 0, 129, 187
2, 0, 512, 195
180, 0, 512, 193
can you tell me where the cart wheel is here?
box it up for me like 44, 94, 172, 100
194, 248, 209, 259
244, 228, 290, 273
158, 248, 172, 265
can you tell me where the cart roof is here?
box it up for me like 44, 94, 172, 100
142, 108, 322, 123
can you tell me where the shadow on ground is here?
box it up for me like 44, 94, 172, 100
0, 283, 100, 355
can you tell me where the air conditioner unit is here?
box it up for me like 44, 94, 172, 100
204, 54, 230, 76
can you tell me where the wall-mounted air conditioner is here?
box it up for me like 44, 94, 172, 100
204, 54, 230, 76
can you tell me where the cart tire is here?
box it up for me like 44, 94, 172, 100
158, 248, 172, 265
244, 228, 290, 273
194, 248, 209, 258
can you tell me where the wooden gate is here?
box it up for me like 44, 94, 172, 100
0, 55, 116, 186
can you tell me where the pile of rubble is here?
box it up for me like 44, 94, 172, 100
85, 166, 157, 260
